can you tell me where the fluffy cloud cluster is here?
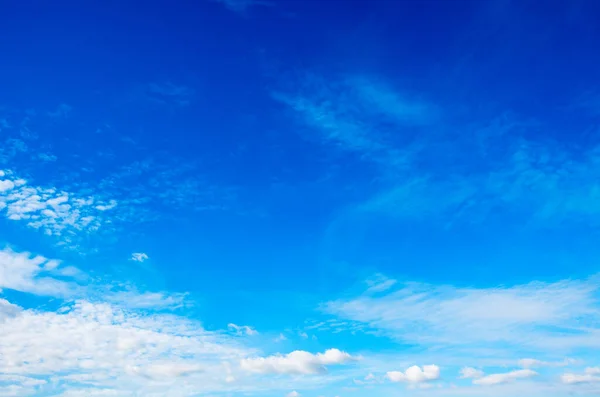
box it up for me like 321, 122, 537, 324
1, 247, 359, 396
386, 365, 440, 384
240, 349, 356, 375
0, 169, 117, 245
0, 299, 251, 396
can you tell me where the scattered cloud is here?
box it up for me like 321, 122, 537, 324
286, 391, 300, 397
0, 169, 118, 247
240, 349, 356, 375
130, 252, 149, 262
0, 299, 252, 396
1, 246, 358, 396
473, 369, 537, 386
561, 367, 600, 384
228, 323, 259, 336
386, 365, 440, 384
460, 367, 484, 379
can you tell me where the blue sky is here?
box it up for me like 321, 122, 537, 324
1, 0, 600, 396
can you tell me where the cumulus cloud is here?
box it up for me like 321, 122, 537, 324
473, 369, 537, 386
561, 367, 600, 384
240, 349, 356, 375
386, 365, 440, 383
0, 298, 252, 396
1, 246, 356, 396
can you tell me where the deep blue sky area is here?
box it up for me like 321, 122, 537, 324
1, 1, 600, 396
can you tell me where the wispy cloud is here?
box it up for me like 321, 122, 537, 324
146, 82, 194, 106
519, 358, 576, 369
472, 369, 538, 386
47, 103, 73, 119
228, 323, 259, 336
0, 248, 79, 298
214, 0, 273, 14
276, 73, 600, 229
130, 252, 149, 263
323, 275, 600, 355
0, 247, 183, 309
271, 74, 434, 168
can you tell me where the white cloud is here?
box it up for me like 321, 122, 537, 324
0, 298, 253, 396
130, 252, 149, 262
386, 365, 440, 383
561, 367, 600, 384
0, 170, 117, 244
0, 247, 182, 310
460, 367, 484, 379
1, 246, 360, 395
0, 248, 77, 297
518, 358, 575, 369
0, 179, 14, 192
95, 200, 117, 211
323, 276, 600, 354
473, 369, 537, 386
365, 273, 397, 293
228, 323, 259, 336
286, 391, 300, 397
240, 349, 356, 375
106, 290, 187, 310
